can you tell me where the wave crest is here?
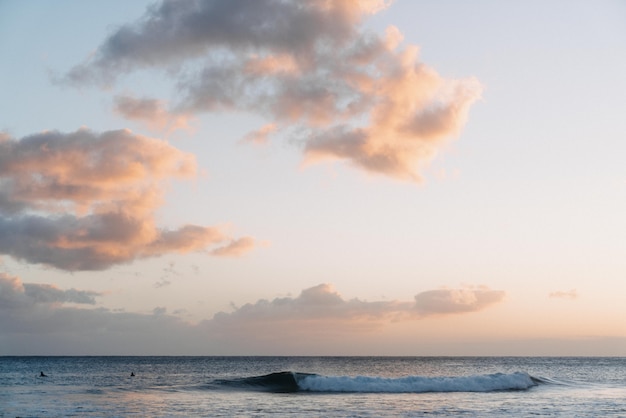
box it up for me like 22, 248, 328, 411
298, 372, 536, 393
214, 371, 538, 393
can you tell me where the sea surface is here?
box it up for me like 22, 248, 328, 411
1, 356, 625, 417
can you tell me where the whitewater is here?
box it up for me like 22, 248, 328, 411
2, 356, 625, 417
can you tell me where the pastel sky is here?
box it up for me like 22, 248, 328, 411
1, 0, 625, 356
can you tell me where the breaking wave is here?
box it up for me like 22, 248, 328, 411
213, 371, 540, 393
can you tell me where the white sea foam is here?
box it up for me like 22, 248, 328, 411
296, 372, 536, 393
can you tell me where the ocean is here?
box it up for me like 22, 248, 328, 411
1, 356, 625, 417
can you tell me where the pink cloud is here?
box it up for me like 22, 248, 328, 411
210, 237, 257, 257
207, 283, 505, 341
549, 289, 578, 300
413, 286, 506, 316
0, 128, 255, 270
63, 0, 481, 182
303, 48, 482, 181
113, 95, 192, 133
240, 124, 278, 145
2, 276, 623, 356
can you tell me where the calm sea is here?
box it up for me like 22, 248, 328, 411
1, 356, 625, 417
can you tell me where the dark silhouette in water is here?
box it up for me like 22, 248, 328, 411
130, 372, 135, 377
40, 372, 47, 377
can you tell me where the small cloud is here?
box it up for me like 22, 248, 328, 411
549, 289, 578, 300
153, 261, 180, 288
240, 123, 278, 145
24, 283, 101, 305
211, 237, 256, 257
113, 95, 192, 134
1, 273, 101, 307
413, 286, 506, 316
153, 280, 171, 289
153, 306, 167, 315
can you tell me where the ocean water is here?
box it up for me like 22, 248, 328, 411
1, 357, 625, 417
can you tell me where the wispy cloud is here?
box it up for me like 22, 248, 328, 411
240, 123, 278, 146
23, 283, 101, 305
62, 0, 481, 181
549, 289, 578, 300
113, 95, 192, 133
0, 128, 255, 270
210, 237, 257, 257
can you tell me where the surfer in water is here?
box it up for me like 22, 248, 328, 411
40, 371, 47, 377
130, 372, 135, 377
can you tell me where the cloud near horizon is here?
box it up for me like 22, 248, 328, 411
0, 276, 505, 354
205, 283, 506, 342
0, 128, 255, 271
63, 0, 482, 182
0, 274, 102, 309
0, 273, 207, 355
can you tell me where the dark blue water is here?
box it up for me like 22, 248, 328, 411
2, 357, 625, 417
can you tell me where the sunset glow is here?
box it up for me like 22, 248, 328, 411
1, 0, 625, 356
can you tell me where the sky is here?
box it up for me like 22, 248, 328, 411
1, 0, 625, 356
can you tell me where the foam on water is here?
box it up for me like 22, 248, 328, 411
296, 371, 537, 393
